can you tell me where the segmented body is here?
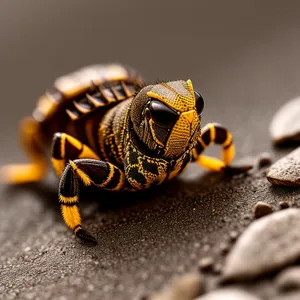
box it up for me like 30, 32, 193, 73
1, 63, 239, 243
32, 64, 193, 190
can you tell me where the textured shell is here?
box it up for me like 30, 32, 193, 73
32, 64, 143, 123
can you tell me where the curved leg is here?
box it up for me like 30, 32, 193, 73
0, 117, 48, 184
192, 122, 235, 171
51, 132, 99, 177
59, 158, 125, 244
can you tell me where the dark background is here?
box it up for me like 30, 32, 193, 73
1, 1, 300, 299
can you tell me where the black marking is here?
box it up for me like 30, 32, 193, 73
151, 122, 170, 145
52, 133, 63, 159
75, 228, 97, 245
127, 167, 147, 185
65, 138, 82, 159
214, 124, 228, 144
201, 130, 211, 146
194, 142, 205, 156
104, 167, 121, 189
75, 159, 109, 185
59, 165, 78, 197
60, 201, 79, 207
74, 224, 81, 231
178, 153, 191, 174
142, 160, 159, 175
129, 151, 139, 165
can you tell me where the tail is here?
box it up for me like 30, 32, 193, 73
0, 117, 48, 184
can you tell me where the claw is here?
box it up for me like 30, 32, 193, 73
75, 228, 98, 245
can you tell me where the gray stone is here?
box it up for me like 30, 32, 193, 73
269, 97, 300, 145
253, 201, 273, 218
267, 147, 300, 186
258, 152, 272, 168
275, 266, 300, 291
198, 257, 214, 272
195, 288, 261, 300
150, 272, 204, 300
222, 209, 300, 281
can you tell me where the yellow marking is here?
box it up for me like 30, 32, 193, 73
186, 79, 194, 94
147, 91, 165, 102
182, 110, 196, 124
51, 158, 65, 177
223, 132, 233, 148
149, 119, 164, 147
69, 161, 92, 186
59, 195, 78, 203
198, 138, 207, 149
222, 144, 235, 165
61, 205, 81, 230
111, 170, 125, 191
197, 155, 226, 172
208, 123, 216, 141
66, 135, 83, 151
100, 164, 114, 187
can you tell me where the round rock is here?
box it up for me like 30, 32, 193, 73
222, 208, 300, 281
269, 97, 300, 145
198, 257, 214, 272
267, 147, 300, 186
253, 201, 273, 218
150, 272, 204, 300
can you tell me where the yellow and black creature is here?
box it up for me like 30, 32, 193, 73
1, 64, 238, 244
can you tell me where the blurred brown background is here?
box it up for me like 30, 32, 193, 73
1, 0, 300, 162
1, 1, 300, 299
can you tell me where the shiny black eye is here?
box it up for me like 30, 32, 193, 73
194, 91, 204, 114
148, 99, 179, 128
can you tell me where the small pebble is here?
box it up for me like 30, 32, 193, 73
219, 242, 230, 255
269, 97, 300, 145
258, 152, 272, 168
149, 272, 204, 300
198, 257, 214, 272
280, 201, 290, 209
253, 201, 273, 218
267, 147, 300, 186
229, 231, 239, 242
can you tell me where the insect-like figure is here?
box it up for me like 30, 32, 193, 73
1, 64, 237, 244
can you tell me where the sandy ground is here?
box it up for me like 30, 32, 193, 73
1, 1, 300, 299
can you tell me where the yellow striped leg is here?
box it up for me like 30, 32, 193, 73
192, 122, 235, 171
0, 117, 48, 184
51, 132, 99, 177
59, 159, 125, 244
